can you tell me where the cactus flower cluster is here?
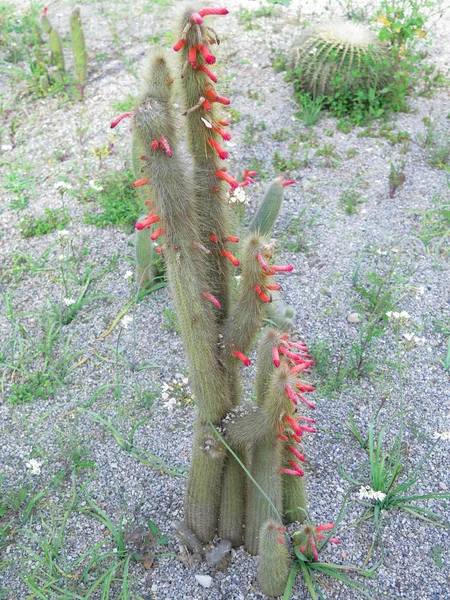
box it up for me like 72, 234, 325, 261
111, 7, 315, 596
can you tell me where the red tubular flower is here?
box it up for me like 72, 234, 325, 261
285, 415, 302, 435
43, 7, 48, 16
211, 123, 231, 140
277, 537, 285, 544
296, 393, 316, 410
280, 468, 303, 477
282, 180, 296, 187
215, 170, 239, 188
290, 362, 313, 375
202, 99, 212, 111
151, 140, 159, 149
202, 292, 221, 309
150, 228, 165, 240
269, 264, 294, 273
205, 89, 230, 105
288, 341, 308, 350
173, 39, 185, 52
272, 346, 280, 367
254, 284, 270, 303
256, 253, 270, 271
225, 236, 239, 243
298, 415, 316, 423
315, 523, 335, 533
197, 64, 217, 82
208, 138, 228, 159
159, 136, 172, 157
188, 47, 197, 65
288, 460, 305, 476
136, 213, 160, 230
221, 249, 240, 266
285, 385, 298, 406
279, 347, 305, 362
298, 424, 317, 434
277, 433, 288, 441
200, 44, 216, 64
190, 12, 203, 24
297, 383, 315, 392
155, 246, 164, 254
288, 446, 306, 462
209, 234, 219, 243
309, 537, 319, 561
198, 7, 229, 17
317, 535, 340, 544
266, 284, 281, 291
291, 433, 302, 443
110, 112, 133, 129
238, 181, 249, 188
246, 170, 257, 177
132, 178, 149, 188
232, 350, 251, 366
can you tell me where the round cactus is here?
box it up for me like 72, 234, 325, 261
291, 20, 390, 98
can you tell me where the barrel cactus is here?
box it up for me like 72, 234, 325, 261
291, 20, 390, 98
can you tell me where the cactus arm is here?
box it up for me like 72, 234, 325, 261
49, 27, 65, 74
70, 8, 87, 88
135, 226, 153, 288
258, 521, 291, 597
248, 179, 284, 236
218, 450, 247, 547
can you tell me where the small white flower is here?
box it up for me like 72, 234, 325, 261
89, 180, 104, 192
121, 314, 133, 328
372, 491, 387, 502
163, 397, 177, 412
54, 181, 72, 193
386, 311, 410, 324
403, 332, 425, 346
26, 458, 42, 475
57, 229, 70, 238
124, 270, 133, 281
58, 254, 65, 261
229, 187, 248, 205
358, 485, 385, 502
63, 297, 76, 306
434, 431, 450, 441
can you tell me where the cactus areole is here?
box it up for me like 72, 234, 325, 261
112, 8, 316, 595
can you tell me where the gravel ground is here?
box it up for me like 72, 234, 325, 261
1, 0, 450, 599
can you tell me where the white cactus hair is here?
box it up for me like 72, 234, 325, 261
291, 20, 390, 98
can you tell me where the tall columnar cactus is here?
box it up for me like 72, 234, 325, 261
70, 7, 88, 89
291, 20, 390, 98
41, 7, 65, 80
111, 7, 316, 596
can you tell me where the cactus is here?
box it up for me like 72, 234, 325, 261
291, 20, 390, 98
111, 7, 317, 594
70, 8, 87, 88
258, 521, 291, 597
41, 8, 65, 81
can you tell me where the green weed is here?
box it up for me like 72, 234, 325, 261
19, 207, 70, 238
294, 92, 324, 126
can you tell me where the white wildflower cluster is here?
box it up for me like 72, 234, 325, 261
26, 458, 42, 475
402, 332, 425, 347
386, 311, 410, 323
124, 270, 133, 282
54, 181, 72, 193
161, 373, 193, 411
433, 431, 450, 441
228, 187, 248, 205
63, 297, 76, 307
358, 485, 387, 502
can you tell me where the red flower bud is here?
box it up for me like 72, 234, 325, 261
209, 234, 219, 243
225, 236, 239, 243
232, 350, 251, 366
190, 12, 203, 24
200, 44, 216, 64
132, 178, 149, 188
282, 179, 296, 187
188, 47, 197, 65
254, 284, 270, 303
136, 213, 160, 230
173, 39, 185, 52
159, 136, 172, 157
110, 112, 133, 129
208, 138, 228, 159
197, 64, 217, 82
272, 345, 280, 367
221, 249, 240, 266
202, 293, 221, 309
198, 7, 229, 17
211, 123, 231, 140
150, 228, 165, 241
266, 284, 281, 291
215, 170, 238, 188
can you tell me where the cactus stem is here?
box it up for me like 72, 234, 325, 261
282, 179, 296, 187
198, 7, 229, 17
232, 350, 251, 366
202, 292, 221, 309
150, 228, 165, 241
132, 178, 149, 188
110, 112, 133, 129
254, 285, 270, 303
215, 170, 238, 188
205, 89, 230, 105
224, 236, 239, 243
221, 249, 239, 266
208, 138, 228, 159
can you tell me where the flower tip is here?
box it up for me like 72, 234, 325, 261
282, 179, 296, 187
190, 12, 203, 24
